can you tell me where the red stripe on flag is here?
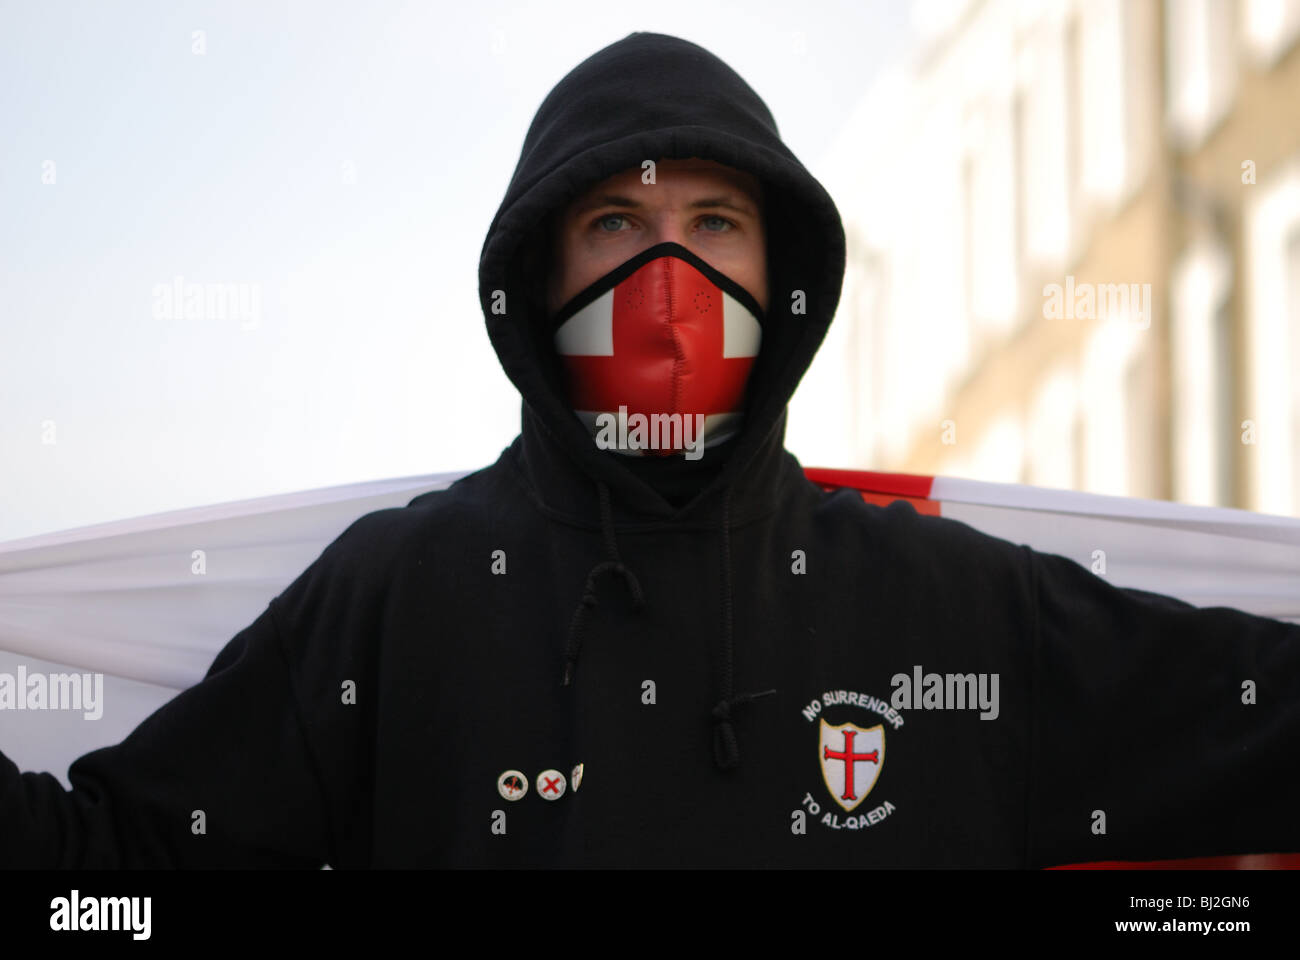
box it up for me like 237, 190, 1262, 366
803, 468, 935, 500
855, 491, 942, 516
804, 468, 940, 515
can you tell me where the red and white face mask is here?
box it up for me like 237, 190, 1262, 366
550, 242, 764, 460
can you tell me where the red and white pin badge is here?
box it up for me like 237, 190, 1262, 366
536, 768, 567, 800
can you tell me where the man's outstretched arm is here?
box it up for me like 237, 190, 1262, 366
1026, 546, 1300, 868
2, 600, 333, 869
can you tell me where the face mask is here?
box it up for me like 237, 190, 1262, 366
550, 241, 764, 461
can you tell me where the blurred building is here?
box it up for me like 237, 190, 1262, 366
803, 0, 1300, 515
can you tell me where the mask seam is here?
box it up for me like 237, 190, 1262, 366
665, 256, 686, 420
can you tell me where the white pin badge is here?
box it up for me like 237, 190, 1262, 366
571, 762, 584, 792
497, 769, 528, 801
536, 768, 567, 800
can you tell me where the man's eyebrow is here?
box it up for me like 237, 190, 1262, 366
570, 194, 759, 217
571, 194, 641, 215
688, 196, 758, 216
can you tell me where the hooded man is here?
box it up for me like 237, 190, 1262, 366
4, 33, 1299, 869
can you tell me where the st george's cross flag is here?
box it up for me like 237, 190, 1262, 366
1, 467, 1297, 867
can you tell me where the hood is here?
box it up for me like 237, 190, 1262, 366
478, 31, 846, 519
476, 32, 847, 772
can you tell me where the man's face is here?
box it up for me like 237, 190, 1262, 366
545, 157, 768, 317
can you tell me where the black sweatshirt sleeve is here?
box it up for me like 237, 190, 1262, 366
1025, 546, 1300, 868
0, 598, 333, 868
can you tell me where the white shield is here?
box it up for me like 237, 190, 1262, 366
819, 720, 885, 812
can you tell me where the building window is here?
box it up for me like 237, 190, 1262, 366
1063, 12, 1085, 253
1078, 0, 1131, 206
1242, 0, 1300, 66
1288, 226, 1300, 513
961, 99, 1017, 342
964, 414, 1026, 484
1081, 314, 1145, 496
1014, 20, 1071, 276
1171, 236, 1234, 506
1027, 368, 1078, 490
1243, 159, 1300, 514
1165, 0, 1240, 149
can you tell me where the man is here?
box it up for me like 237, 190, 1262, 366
4, 32, 1298, 868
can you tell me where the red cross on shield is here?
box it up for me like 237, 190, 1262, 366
819, 720, 885, 813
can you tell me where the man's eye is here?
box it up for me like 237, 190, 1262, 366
595, 214, 629, 231
700, 215, 734, 232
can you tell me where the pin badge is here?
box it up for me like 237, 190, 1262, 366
571, 762, 584, 792
536, 768, 567, 800
497, 769, 528, 801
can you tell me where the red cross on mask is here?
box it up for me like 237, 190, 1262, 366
552, 242, 764, 456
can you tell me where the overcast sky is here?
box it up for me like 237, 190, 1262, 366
0, 0, 912, 542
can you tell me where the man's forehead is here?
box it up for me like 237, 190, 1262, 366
562, 158, 762, 216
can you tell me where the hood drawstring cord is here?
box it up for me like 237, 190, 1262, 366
561, 477, 774, 771
712, 484, 776, 770
562, 479, 645, 686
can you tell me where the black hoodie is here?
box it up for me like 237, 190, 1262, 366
4, 32, 1299, 869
